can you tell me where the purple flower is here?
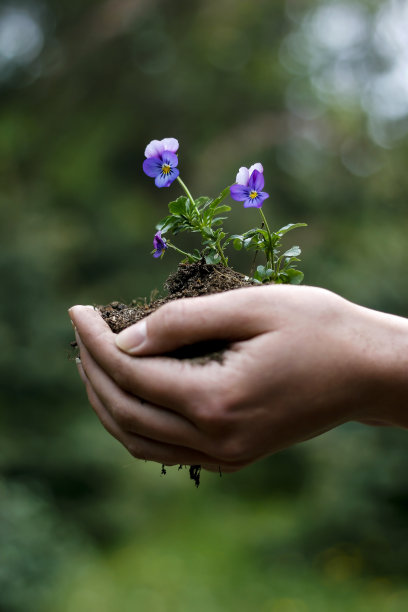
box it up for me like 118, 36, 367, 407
230, 164, 269, 208
143, 138, 180, 188
153, 230, 168, 258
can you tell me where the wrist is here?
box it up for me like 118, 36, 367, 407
353, 304, 408, 428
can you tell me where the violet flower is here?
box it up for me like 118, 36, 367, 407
153, 230, 168, 258
230, 164, 269, 208
143, 138, 180, 188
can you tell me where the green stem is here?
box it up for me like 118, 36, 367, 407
259, 208, 273, 270
168, 242, 195, 260
177, 176, 228, 267
216, 237, 228, 267
177, 176, 200, 218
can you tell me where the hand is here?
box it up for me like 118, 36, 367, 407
69, 285, 408, 472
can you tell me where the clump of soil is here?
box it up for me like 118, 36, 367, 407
95, 260, 256, 487
99, 260, 255, 334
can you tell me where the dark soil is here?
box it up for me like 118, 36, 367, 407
95, 260, 257, 487
99, 260, 255, 334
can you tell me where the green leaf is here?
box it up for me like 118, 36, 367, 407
205, 252, 221, 264
242, 228, 262, 238
211, 216, 228, 225
210, 185, 231, 208
283, 246, 301, 258
168, 196, 188, 216
233, 238, 243, 251
156, 215, 173, 231
202, 227, 214, 238
195, 196, 211, 208
285, 269, 304, 284
213, 205, 231, 214
276, 223, 307, 237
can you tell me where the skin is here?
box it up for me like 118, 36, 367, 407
69, 285, 408, 473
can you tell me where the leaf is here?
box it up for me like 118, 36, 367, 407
285, 269, 304, 284
233, 238, 243, 251
156, 215, 173, 231
211, 216, 228, 225
283, 246, 301, 258
242, 228, 262, 238
195, 196, 211, 207
210, 185, 231, 209
276, 223, 307, 237
168, 196, 188, 216
205, 252, 221, 264
213, 205, 231, 214
202, 227, 214, 238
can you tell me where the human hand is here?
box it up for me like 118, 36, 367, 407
69, 285, 408, 472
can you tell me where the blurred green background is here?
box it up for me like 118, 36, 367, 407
1, 0, 408, 610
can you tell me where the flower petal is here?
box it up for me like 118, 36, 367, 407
248, 169, 265, 192
161, 138, 179, 154
161, 150, 179, 167
230, 184, 250, 201
154, 167, 179, 188
153, 231, 163, 250
143, 156, 162, 177
243, 191, 269, 208
249, 162, 263, 176
235, 166, 250, 186
145, 139, 165, 159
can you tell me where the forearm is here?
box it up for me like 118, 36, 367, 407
352, 304, 408, 428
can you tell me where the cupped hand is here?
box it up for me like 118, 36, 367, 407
69, 285, 408, 471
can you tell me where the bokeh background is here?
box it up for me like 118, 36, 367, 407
1, 0, 408, 610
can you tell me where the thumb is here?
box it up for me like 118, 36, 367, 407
115, 287, 271, 356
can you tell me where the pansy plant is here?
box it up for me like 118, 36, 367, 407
143, 137, 307, 284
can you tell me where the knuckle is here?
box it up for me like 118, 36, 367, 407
191, 393, 229, 432
216, 435, 248, 464
110, 401, 134, 431
111, 363, 134, 393
193, 377, 236, 422
157, 299, 188, 336
126, 440, 145, 460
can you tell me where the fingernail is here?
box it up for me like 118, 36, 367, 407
68, 305, 96, 317
116, 320, 147, 354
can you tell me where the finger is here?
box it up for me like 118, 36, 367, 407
78, 362, 227, 467
70, 305, 220, 415
114, 286, 277, 356
78, 339, 210, 451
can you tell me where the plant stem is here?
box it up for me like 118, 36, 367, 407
177, 176, 228, 267
259, 208, 273, 270
168, 242, 195, 260
177, 177, 200, 217
215, 237, 229, 266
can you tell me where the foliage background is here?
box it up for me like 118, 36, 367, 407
1, 0, 408, 610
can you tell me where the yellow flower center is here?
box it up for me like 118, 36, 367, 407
249, 190, 258, 199
162, 164, 171, 175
